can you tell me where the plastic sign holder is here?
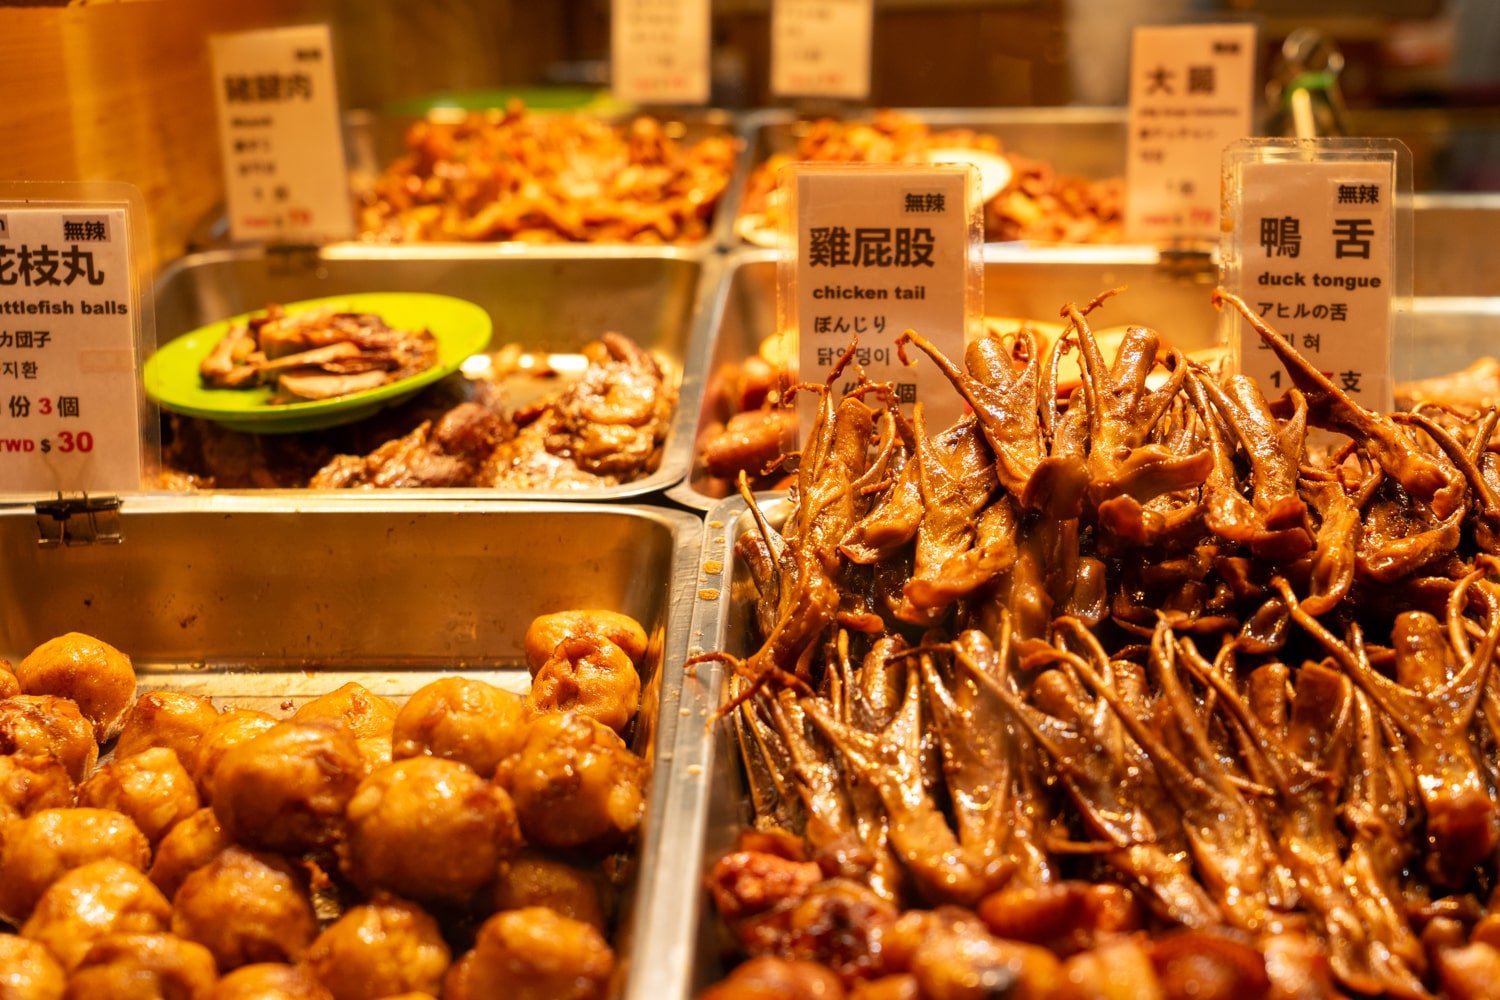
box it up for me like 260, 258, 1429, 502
771, 0, 874, 102
777, 163, 983, 440
1220, 138, 1413, 414
612, 0, 711, 106
210, 24, 355, 245
0, 182, 158, 494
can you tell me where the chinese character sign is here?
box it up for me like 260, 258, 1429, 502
783, 165, 981, 438
612, 0, 710, 104
772, 0, 873, 100
210, 25, 354, 243
0, 207, 142, 492
1226, 151, 1398, 412
1126, 23, 1256, 244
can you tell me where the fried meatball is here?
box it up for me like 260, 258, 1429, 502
209, 964, 333, 1000
211, 721, 363, 854
525, 634, 641, 734
21, 859, 170, 971
0, 659, 18, 699
0, 753, 76, 831
15, 633, 136, 742
293, 682, 397, 769
171, 846, 317, 970
443, 907, 613, 1000
391, 678, 527, 777
343, 757, 521, 905
0, 807, 151, 924
193, 709, 276, 800
149, 807, 232, 901
115, 691, 220, 775
0, 934, 66, 999
305, 899, 450, 1000
79, 747, 200, 846
501, 712, 645, 850
523, 610, 649, 674
697, 957, 848, 1000
66, 932, 219, 999
491, 850, 607, 930
0, 696, 98, 783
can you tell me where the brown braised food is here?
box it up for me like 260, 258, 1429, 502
200, 304, 439, 403
0, 610, 649, 999
695, 288, 1500, 999
358, 104, 737, 245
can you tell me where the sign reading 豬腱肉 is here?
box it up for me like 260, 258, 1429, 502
0, 206, 142, 492
1222, 141, 1408, 415
780, 164, 982, 440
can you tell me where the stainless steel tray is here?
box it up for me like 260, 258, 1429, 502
152, 245, 723, 501
0, 495, 702, 1000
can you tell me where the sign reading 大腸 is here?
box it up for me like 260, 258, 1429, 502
781, 164, 981, 438
0, 206, 142, 492
612, 0, 711, 105
1221, 141, 1409, 414
771, 0, 874, 101
1126, 22, 1256, 245
210, 25, 354, 244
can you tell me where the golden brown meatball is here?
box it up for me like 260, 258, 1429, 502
0, 753, 76, 830
0, 696, 98, 784
343, 757, 521, 905
209, 964, 334, 1000
0, 659, 19, 699
491, 850, 607, 930
78, 747, 200, 846
500, 712, 646, 850
293, 682, 397, 769
171, 846, 317, 970
66, 932, 219, 999
523, 610, 648, 674
304, 899, 450, 1000
443, 907, 614, 1000
193, 709, 276, 800
149, 807, 232, 901
0, 934, 66, 999
21, 859, 170, 971
115, 691, 220, 775
15, 633, 136, 743
697, 957, 848, 1000
0, 807, 151, 924
525, 634, 641, 734
391, 678, 527, 777
210, 721, 362, 854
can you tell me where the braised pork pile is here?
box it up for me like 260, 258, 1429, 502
165, 333, 676, 491
200, 305, 438, 403
698, 289, 1500, 999
358, 105, 737, 244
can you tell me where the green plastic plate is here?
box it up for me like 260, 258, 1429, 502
143, 292, 492, 434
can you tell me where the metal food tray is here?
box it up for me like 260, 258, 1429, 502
0, 495, 702, 1000
152, 244, 724, 501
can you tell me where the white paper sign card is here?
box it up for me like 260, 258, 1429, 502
211, 25, 355, 244
612, 0, 711, 105
0, 202, 147, 492
1221, 140, 1411, 414
1126, 22, 1256, 245
772, 0, 874, 101
779, 164, 983, 438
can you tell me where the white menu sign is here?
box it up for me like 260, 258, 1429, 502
0, 207, 141, 491
772, 0, 873, 101
784, 165, 980, 436
1126, 22, 1256, 244
1229, 156, 1395, 411
210, 25, 354, 244
612, 0, 711, 105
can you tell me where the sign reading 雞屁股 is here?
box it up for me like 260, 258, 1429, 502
780, 164, 982, 438
0, 206, 142, 492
